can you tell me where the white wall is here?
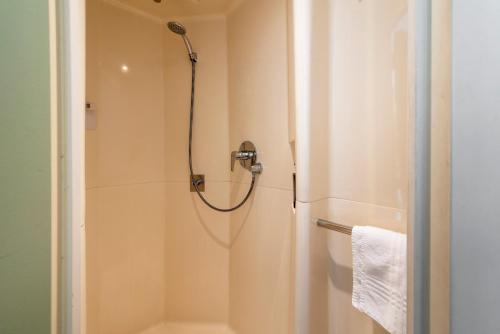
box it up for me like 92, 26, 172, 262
451, 1, 500, 332
293, 0, 409, 333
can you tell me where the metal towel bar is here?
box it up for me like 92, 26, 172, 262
316, 218, 353, 235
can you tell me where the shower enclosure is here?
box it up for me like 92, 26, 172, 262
84, 0, 414, 333
85, 0, 293, 333
3, 0, 449, 332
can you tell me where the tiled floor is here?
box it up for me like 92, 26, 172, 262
140, 323, 235, 334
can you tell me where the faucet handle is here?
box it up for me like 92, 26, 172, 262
231, 150, 255, 172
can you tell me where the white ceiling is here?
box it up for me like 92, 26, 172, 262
114, 0, 238, 18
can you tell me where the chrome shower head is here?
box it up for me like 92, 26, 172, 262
167, 21, 186, 35
167, 21, 198, 62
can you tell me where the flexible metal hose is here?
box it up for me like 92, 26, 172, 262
188, 59, 256, 212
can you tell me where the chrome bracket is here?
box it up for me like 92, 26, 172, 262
190, 174, 205, 192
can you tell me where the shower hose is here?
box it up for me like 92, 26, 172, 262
188, 59, 256, 212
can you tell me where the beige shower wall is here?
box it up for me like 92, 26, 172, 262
86, 1, 166, 334
163, 17, 231, 323
227, 0, 294, 333
86, 1, 232, 332
86, 0, 294, 332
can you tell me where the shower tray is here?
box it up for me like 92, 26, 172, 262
140, 322, 235, 334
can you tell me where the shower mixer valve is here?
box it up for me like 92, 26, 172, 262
231, 141, 263, 175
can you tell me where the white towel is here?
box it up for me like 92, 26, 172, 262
351, 226, 407, 334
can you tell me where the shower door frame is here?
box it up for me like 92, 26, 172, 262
57, 0, 86, 333
56, 0, 440, 333
409, 0, 452, 333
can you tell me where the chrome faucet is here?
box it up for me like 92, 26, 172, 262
231, 150, 255, 171
231, 141, 263, 174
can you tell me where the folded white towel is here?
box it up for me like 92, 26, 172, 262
352, 226, 407, 334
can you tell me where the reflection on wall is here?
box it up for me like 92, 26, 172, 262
293, 0, 409, 333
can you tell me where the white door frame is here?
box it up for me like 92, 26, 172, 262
58, 0, 86, 333
58, 0, 436, 333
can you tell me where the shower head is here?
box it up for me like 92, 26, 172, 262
167, 21, 197, 62
167, 21, 186, 35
